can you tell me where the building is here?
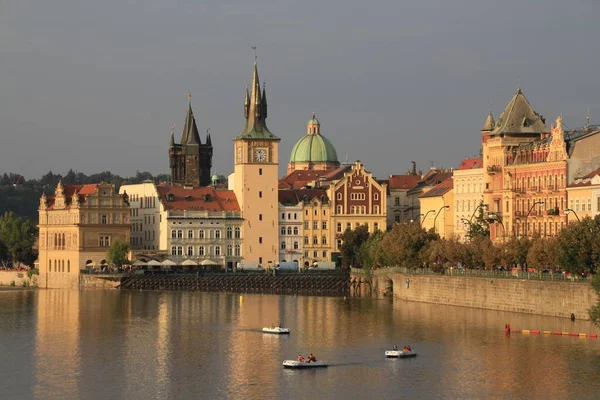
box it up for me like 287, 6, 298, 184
386, 164, 422, 229
299, 189, 331, 267
452, 157, 483, 241
169, 98, 213, 187
38, 181, 130, 288
232, 59, 281, 267
157, 186, 242, 270
418, 177, 454, 238
406, 168, 453, 223
287, 113, 340, 174
278, 190, 304, 265
118, 181, 163, 251
566, 167, 600, 223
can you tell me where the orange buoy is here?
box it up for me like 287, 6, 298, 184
589, 334, 598, 338
532, 330, 540, 334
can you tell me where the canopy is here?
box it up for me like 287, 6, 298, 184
147, 260, 162, 267
162, 259, 177, 266
132, 260, 147, 266
200, 259, 219, 266
181, 259, 198, 266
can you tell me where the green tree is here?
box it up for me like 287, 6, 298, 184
381, 222, 438, 268
340, 225, 370, 268
555, 216, 600, 274
0, 211, 38, 267
107, 240, 130, 268
358, 230, 387, 268
526, 236, 556, 272
466, 203, 490, 239
499, 237, 531, 270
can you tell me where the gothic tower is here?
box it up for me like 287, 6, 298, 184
233, 59, 281, 266
169, 98, 213, 187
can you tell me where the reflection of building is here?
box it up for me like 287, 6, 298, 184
157, 186, 242, 270
418, 177, 454, 238
232, 60, 281, 266
168, 98, 213, 187
38, 182, 130, 288
453, 158, 483, 241
287, 113, 340, 174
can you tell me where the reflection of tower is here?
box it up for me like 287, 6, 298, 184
169, 96, 213, 187
34, 290, 81, 399
233, 59, 281, 266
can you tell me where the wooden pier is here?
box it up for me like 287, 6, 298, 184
118, 272, 350, 297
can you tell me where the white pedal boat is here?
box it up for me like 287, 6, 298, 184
262, 327, 290, 334
282, 360, 328, 369
385, 350, 417, 358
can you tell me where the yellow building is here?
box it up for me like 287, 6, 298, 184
233, 60, 281, 267
566, 167, 600, 223
300, 189, 332, 267
418, 177, 454, 238
38, 181, 130, 288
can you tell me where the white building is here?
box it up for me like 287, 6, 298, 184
278, 190, 304, 266
119, 181, 163, 251
452, 158, 484, 241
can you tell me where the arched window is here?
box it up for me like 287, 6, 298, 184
171, 246, 177, 255
293, 227, 299, 235
234, 227, 241, 238
281, 241, 286, 250
215, 246, 221, 256
322, 236, 327, 245
177, 230, 183, 238
293, 241, 299, 249
227, 245, 233, 256
187, 246, 194, 256
287, 227, 292, 235
234, 245, 240, 256
199, 246, 205, 256
374, 193, 379, 201
188, 230, 193, 239
215, 230, 221, 239
177, 246, 183, 255
199, 230, 205, 239
226, 227, 233, 239
281, 227, 286, 235
337, 193, 342, 200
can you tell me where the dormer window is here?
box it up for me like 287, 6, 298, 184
204, 194, 211, 202
167, 194, 175, 202
185, 195, 193, 202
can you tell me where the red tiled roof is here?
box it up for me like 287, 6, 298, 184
388, 174, 421, 190
419, 177, 453, 198
157, 186, 239, 212
278, 170, 332, 190
46, 184, 100, 209
278, 188, 328, 205
457, 157, 482, 170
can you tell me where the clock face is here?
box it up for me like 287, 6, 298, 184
254, 149, 267, 162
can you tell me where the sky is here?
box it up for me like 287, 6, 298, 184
2, 0, 600, 180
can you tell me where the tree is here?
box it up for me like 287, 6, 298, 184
500, 237, 531, 270
466, 203, 490, 239
589, 275, 600, 327
107, 240, 130, 268
0, 211, 38, 267
526, 236, 556, 272
555, 217, 600, 274
340, 225, 370, 268
381, 222, 438, 268
358, 230, 387, 268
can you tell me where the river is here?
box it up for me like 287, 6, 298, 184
1, 289, 599, 399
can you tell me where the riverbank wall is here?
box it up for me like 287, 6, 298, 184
351, 269, 598, 320
0, 271, 38, 287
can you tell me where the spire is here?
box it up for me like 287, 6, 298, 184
262, 82, 267, 119
481, 111, 495, 131
206, 128, 212, 146
251, 61, 262, 119
244, 83, 250, 119
181, 97, 202, 145
170, 124, 176, 146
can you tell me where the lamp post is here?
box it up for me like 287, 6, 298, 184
413, 213, 425, 223
421, 209, 436, 226
524, 201, 545, 237
565, 208, 581, 223
487, 212, 505, 242
434, 206, 450, 234
465, 203, 488, 239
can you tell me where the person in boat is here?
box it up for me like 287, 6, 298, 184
306, 353, 317, 363
297, 355, 304, 362
270, 324, 275, 329
402, 345, 411, 353
392, 345, 398, 351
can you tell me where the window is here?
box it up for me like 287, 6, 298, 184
234, 245, 240, 256
293, 227, 299, 235
395, 215, 400, 223
313, 221, 318, 230
171, 230, 177, 238
293, 241, 299, 250
337, 223, 342, 232
177, 230, 183, 238
281, 227, 286, 235
187, 246, 194, 256
304, 251, 309, 258
322, 235, 327, 245
99, 236, 110, 247
188, 230, 194, 239
394, 197, 400, 206
227, 227, 233, 239
259, 168, 263, 175
337, 239, 342, 249
304, 236, 309, 244
259, 237, 263, 244
374, 223, 379, 231
235, 227, 241, 238
288, 213, 291, 219
227, 245, 233, 256
294, 213, 297, 219
177, 246, 183, 255
322, 251, 327, 258
281, 213, 285, 220
215, 230, 221, 239
259, 191, 262, 198
337, 193, 342, 200
171, 246, 177, 255
313, 251, 318, 258
113, 213, 120, 223
347, 223, 351, 230
215, 246, 221, 256
199, 246, 205, 256
259, 257, 263, 264
374, 205, 380, 214
304, 221, 309, 229
287, 227, 292, 235
281, 241, 286, 250
374, 193, 379, 201
199, 230, 205, 239
101, 214, 108, 224
259, 214, 263, 221
588, 199, 592, 212
322, 221, 327, 230
313, 236, 318, 245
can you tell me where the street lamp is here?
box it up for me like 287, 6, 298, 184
434, 206, 450, 233
565, 208, 581, 223
469, 203, 489, 224
486, 212, 505, 242
413, 213, 425, 223
421, 209, 436, 225
524, 201, 545, 236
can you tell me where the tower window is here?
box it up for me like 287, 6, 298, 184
259, 214, 263, 221
259, 237, 263, 244
259, 191, 262, 198
259, 168, 263, 175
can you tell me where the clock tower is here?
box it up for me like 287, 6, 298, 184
233, 59, 281, 267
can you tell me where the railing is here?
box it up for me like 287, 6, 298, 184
351, 266, 591, 283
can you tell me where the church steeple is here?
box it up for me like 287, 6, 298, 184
181, 96, 202, 145
244, 84, 250, 119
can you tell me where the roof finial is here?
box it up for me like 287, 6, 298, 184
171, 124, 176, 134
586, 108, 591, 127
188, 91, 192, 104
488, 101, 492, 114
312, 111, 316, 119
517, 79, 521, 93
252, 45, 257, 64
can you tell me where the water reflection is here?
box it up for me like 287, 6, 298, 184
0, 290, 598, 399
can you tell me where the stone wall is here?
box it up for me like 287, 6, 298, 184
0, 271, 38, 287
79, 274, 122, 289
38, 273, 122, 289
356, 271, 598, 320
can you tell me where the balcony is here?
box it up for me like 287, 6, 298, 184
514, 211, 522, 217
546, 207, 560, 216
487, 165, 499, 174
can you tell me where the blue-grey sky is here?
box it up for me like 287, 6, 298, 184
2, 0, 600, 180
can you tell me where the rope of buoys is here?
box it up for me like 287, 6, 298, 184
505, 324, 598, 338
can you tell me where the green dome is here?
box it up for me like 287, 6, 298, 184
290, 133, 338, 164
308, 116, 320, 125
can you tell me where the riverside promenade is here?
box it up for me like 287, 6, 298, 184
350, 267, 598, 320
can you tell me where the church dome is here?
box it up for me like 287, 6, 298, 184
289, 114, 338, 164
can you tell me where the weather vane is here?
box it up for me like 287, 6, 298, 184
252, 46, 257, 61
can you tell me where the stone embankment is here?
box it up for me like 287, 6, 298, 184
351, 268, 598, 320
0, 270, 38, 287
